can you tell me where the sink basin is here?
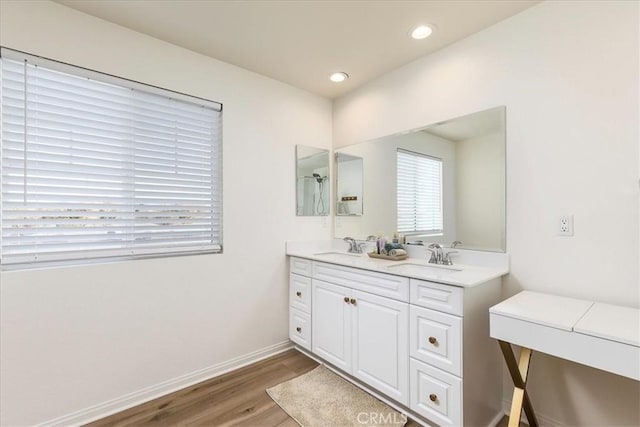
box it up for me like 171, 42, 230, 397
387, 262, 463, 274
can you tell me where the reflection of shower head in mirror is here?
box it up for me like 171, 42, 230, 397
310, 173, 327, 214
312, 173, 326, 184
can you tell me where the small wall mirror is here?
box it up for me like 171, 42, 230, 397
334, 106, 506, 252
296, 145, 330, 216
336, 153, 363, 216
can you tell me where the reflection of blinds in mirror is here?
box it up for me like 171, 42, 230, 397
396, 149, 443, 234
0, 48, 222, 266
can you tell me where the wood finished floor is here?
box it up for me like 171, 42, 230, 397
88, 349, 512, 426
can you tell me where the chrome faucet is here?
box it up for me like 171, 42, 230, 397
343, 237, 360, 253
426, 243, 444, 264
451, 240, 462, 248
427, 243, 458, 265
442, 251, 457, 265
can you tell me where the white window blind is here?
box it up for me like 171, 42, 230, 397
396, 149, 442, 234
0, 48, 222, 266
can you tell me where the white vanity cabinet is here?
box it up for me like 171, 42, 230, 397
311, 266, 410, 405
288, 256, 503, 427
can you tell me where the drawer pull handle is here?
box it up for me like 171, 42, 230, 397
428, 336, 437, 345
296, 291, 302, 297
344, 297, 350, 304
429, 393, 437, 402
350, 298, 357, 305
296, 327, 302, 333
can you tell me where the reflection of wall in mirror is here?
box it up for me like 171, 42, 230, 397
336, 156, 363, 215
455, 132, 505, 251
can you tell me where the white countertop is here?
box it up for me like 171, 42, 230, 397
574, 302, 640, 347
286, 241, 509, 288
489, 291, 594, 331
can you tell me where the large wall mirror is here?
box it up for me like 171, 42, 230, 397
296, 145, 330, 216
334, 106, 506, 252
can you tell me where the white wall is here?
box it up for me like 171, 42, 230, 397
333, 1, 639, 425
0, 1, 332, 425
455, 132, 505, 251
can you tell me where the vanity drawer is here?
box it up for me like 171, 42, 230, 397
290, 273, 311, 314
290, 257, 312, 277
410, 306, 462, 376
312, 261, 409, 301
290, 308, 311, 351
410, 358, 462, 427
410, 279, 463, 316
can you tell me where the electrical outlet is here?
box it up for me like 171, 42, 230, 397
558, 215, 574, 236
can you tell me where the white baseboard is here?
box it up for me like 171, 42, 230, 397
487, 410, 505, 427
502, 398, 566, 426
38, 340, 293, 427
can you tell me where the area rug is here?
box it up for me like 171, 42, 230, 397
266, 365, 407, 427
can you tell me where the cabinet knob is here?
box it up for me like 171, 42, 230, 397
344, 297, 350, 304
296, 327, 302, 333
350, 298, 357, 305
296, 291, 302, 297
428, 336, 437, 345
429, 393, 437, 402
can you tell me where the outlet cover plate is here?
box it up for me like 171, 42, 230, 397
558, 215, 574, 236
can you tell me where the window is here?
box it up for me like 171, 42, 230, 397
0, 48, 222, 267
396, 149, 442, 235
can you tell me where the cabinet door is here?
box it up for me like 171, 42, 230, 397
312, 279, 352, 372
351, 289, 409, 405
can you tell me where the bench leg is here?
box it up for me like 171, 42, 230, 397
498, 340, 539, 427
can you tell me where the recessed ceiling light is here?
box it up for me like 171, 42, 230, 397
411, 25, 434, 40
329, 72, 349, 83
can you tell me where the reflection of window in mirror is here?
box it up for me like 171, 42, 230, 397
396, 149, 443, 235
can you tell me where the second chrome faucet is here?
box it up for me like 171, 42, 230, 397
426, 243, 458, 265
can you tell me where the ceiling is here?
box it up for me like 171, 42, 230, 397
56, 0, 539, 99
